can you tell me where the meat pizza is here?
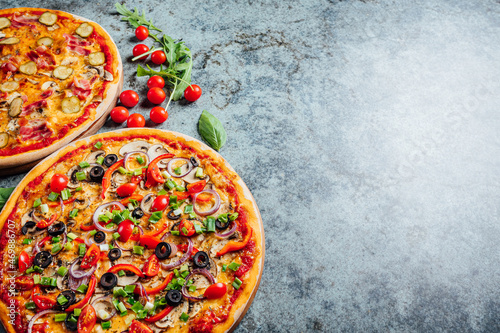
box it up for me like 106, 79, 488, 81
0, 129, 264, 333
0, 7, 122, 169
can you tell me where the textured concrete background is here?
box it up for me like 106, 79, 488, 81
1, 0, 500, 332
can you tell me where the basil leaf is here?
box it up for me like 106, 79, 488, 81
0, 187, 15, 211
198, 110, 227, 151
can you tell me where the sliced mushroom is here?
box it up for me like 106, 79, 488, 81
88, 52, 105, 66
103, 70, 113, 82
47, 24, 60, 31
147, 144, 169, 166
0, 54, 11, 61
154, 300, 189, 328
53, 66, 73, 80
56, 274, 69, 290
188, 301, 203, 317
0, 132, 8, 148
84, 65, 104, 77
61, 96, 80, 114
21, 209, 36, 227
7, 119, 19, 133
85, 150, 106, 164
109, 172, 128, 192
75, 23, 94, 38
0, 81, 19, 92
41, 81, 59, 91
93, 298, 115, 320
39, 12, 58, 26
0, 37, 20, 45
0, 33, 5, 39
6, 92, 21, 104
26, 78, 39, 85
116, 273, 139, 286
183, 167, 200, 184
91, 95, 103, 103
73, 197, 90, 210
61, 57, 79, 66
0, 17, 11, 30
66, 165, 81, 188
118, 141, 150, 157
8, 97, 22, 117
37, 37, 54, 47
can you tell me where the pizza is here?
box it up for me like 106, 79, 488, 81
0, 7, 122, 168
0, 129, 264, 333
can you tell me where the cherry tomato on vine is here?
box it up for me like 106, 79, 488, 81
110, 106, 129, 124
184, 84, 202, 102
50, 174, 68, 193
151, 50, 166, 65
204, 283, 227, 299
151, 195, 169, 212
117, 220, 135, 242
116, 182, 137, 197
147, 76, 165, 89
150, 106, 168, 124
135, 26, 149, 41
147, 87, 166, 104
133, 44, 150, 60
120, 90, 139, 108
127, 113, 146, 128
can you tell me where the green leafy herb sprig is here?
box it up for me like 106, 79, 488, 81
0, 187, 15, 211
198, 110, 227, 151
115, 3, 193, 110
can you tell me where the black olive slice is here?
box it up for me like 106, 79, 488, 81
165, 289, 183, 307
34, 251, 52, 268
65, 315, 78, 331
89, 166, 105, 183
108, 248, 121, 261
93, 231, 105, 244
215, 218, 230, 230
103, 154, 118, 167
193, 251, 210, 269
155, 242, 171, 260
47, 221, 66, 236
100, 272, 118, 290
167, 209, 181, 220
190, 157, 199, 167
21, 221, 36, 235
57, 290, 76, 311
132, 208, 144, 219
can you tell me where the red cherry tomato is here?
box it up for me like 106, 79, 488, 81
18, 250, 31, 273
204, 282, 227, 299
127, 113, 146, 128
110, 106, 129, 124
117, 220, 135, 242
135, 26, 149, 41
147, 87, 166, 104
150, 106, 168, 124
116, 182, 137, 197
143, 254, 160, 277
78, 305, 97, 333
50, 173, 68, 193
120, 90, 139, 108
151, 50, 166, 65
80, 244, 100, 270
32, 321, 50, 333
187, 179, 207, 194
133, 44, 150, 60
179, 219, 195, 237
184, 84, 202, 102
151, 195, 169, 212
147, 76, 165, 89
130, 320, 153, 333
15, 275, 34, 291
32, 286, 56, 310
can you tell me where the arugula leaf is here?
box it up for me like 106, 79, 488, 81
0, 187, 15, 211
198, 111, 227, 151
114, 3, 162, 32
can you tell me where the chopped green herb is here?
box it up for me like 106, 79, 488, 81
33, 266, 43, 273
180, 312, 189, 322
48, 192, 59, 202
101, 321, 111, 329
52, 236, 60, 243
78, 244, 86, 257
136, 156, 144, 164
96, 156, 104, 165
117, 302, 127, 313
33, 275, 41, 284
133, 168, 142, 176
61, 189, 71, 201
33, 198, 41, 208
75, 186, 83, 192
51, 243, 61, 254
57, 294, 68, 305
40, 203, 49, 214
229, 213, 239, 221
118, 166, 128, 174
79, 161, 90, 168
175, 184, 185, 192
149, 211, 162, 223
118, 270, 125, 277
113, 232, 121, 240
26, 267, 35, 274
76, 284, 88, 294
94, 141, 103, 149
69, 209, 78, 218
158, 189, 168, 196
89, 230, 97, 236
195, 167, 204, 178
232, 277, 242, 289
169, 195, 177, 204
25, 302, 36, 310
124, 285, 136, 294
181, 270, 189, 278
22, 238, 32, 245
133, 245, 144, 255
76, 171, 86, 181
54, 313, 67, 322
184, 205, 193, 213
67, 232, 77, 240
74, 308, 82, 316
113, 287, 128, 297
57, 266, 68, 277
188, 285, 196, 293
64, 242, 73, 251
131, 301, 144, 313
222, 264, 227, 272
166, 179, 176, 190
206, 216, 216, 232
171, 230, 180, 236
228, 262, 241, 271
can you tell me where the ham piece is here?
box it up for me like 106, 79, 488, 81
19, 119, 52, 141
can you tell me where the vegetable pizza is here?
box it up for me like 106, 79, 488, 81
0, 129, 263, 333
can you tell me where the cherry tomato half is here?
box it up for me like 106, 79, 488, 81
204, 282, 227, 299
151, 195, 169, 212
50, 173, 68, 193
147, 87, 166, 104
15, 275, 34, 291
80, 244, 100, 270
120, 90, 139, 108
151, 50, 166, 65
133, 44, 150, 60
110, 106, 129, 124
117, 220, 135, 242
143, 254, 160, 277
179, 219, 195, 237
135, 26, 149, 41
18, 250, 31, 273
130, 320, 153, 333
32, 321, 50, 333
184, 84, 202, 102
150, 106, 168, 124
147, 75, 165, 89
127, 113, 146, 128
116, 182, 137, 197
187, 179, 207, 194
78, 305, 97, 333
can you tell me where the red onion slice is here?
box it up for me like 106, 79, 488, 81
124, 151, 150, 171
215, 222, 237, 238
59, 197, 65, 215
181, 268, 216, 301
192, 189, 221, 216
69, 258, 97, 279
160, 237, 193, 270
134, 282, 150, 303
92, 296, 117, 320
92, 201, 125, 233
140, 194, 155, 215
28, 310, 59, 333
167, 158, 193, 178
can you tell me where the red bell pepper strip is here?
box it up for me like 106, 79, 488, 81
101, 159, 123, 199
36, 213, 58, 229
145, 154, 174, 187
120, 194, 144, 206
134, 272, 173, 296
144, 305, 174, 322
107, 264, 145, 278
47, 197, 76, 207
138, 235, 162, 249
73, 237, 85, 244
216, 228, 253, 257
79, 223, 97, 231
65, 275, 97, 312
32, 285, 56, 310
143, 219, 169, 238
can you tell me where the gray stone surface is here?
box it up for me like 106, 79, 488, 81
1, 0, 500, 331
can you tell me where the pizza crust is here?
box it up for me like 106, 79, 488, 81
0, 8, 123, 169
0, 129, 264, 333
